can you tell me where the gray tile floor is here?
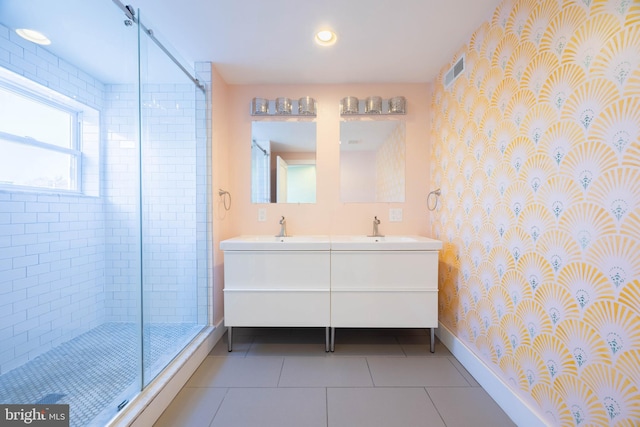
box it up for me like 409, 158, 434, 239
154, 328, 516, 427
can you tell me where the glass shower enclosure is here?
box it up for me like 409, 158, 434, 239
0, 1, 210, 426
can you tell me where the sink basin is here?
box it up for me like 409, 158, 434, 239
220, 235, 442, 251
330, 235, 443, 251
220, 235, 331, 251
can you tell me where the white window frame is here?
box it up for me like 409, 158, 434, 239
0, 73, 86, 194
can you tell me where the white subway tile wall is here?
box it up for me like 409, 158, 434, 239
0, 191, 106, 374
0, 23, 211, 375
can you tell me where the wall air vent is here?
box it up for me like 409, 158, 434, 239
444, 55, 465, 89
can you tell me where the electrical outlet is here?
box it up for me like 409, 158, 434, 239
258, 208, 267, 222
389, 208, 403, 222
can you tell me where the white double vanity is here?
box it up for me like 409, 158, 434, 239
220, 235, 443, 352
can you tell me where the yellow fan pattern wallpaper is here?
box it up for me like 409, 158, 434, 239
376, 122, 406, 202
431, 0, 640, 425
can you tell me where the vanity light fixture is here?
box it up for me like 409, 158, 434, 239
298, 96, 316, 115
340, 96, 359, 114
340, 96, 407, 115
251, 97, 269, 115
275, 97, 292, 115
315, 29, 337, 46
365, 96, 382, 114
15, 28, 51, 45
251, 97, 316, 116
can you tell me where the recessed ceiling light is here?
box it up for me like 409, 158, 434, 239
315, 30, 337, 46
16, 29, 51, 45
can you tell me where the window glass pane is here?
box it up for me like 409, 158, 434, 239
0, 87, 72, 148
0, 139, 73, 190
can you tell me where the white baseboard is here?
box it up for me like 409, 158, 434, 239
109, 320, 226, 427
436, 322, 549, 427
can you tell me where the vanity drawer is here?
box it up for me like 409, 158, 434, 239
330, 250, 438, 290
331, 290, 438, 327
224, 250, 330, 290
224, 289, 330, 326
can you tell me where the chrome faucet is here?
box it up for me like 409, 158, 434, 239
276, 216, 287, 237
368, 216, 384, 237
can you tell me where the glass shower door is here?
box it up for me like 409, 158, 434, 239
0, 3, 209, 424
0, 2, 143, 426
137, 12, 208, 386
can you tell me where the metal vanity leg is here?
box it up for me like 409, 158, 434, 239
325, 327, 330, 352
430, 328, 435, 353
330, 327, 335, 352
227, 326, 233, 352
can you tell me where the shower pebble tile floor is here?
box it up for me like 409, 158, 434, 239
0, 322, 201, 427
155, 327, 516, 427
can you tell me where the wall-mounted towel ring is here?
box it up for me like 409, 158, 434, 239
427, 188, 441, 211
218, 189, 231, 211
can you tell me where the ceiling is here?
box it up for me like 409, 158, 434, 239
252, 121, 317, 153
340, 121, 400, 152
133, 0, 504, 84
0, 0, 503, 85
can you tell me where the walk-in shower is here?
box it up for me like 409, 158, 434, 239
0, 1, 211, 425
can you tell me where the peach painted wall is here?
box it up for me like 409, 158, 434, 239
225, 83, 433, 237
431, 0, 640, 425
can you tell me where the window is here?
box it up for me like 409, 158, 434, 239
0, 84, 81, 191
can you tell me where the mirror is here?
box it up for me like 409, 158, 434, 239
340, 120, 405, 202
251, 121, 316, 203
